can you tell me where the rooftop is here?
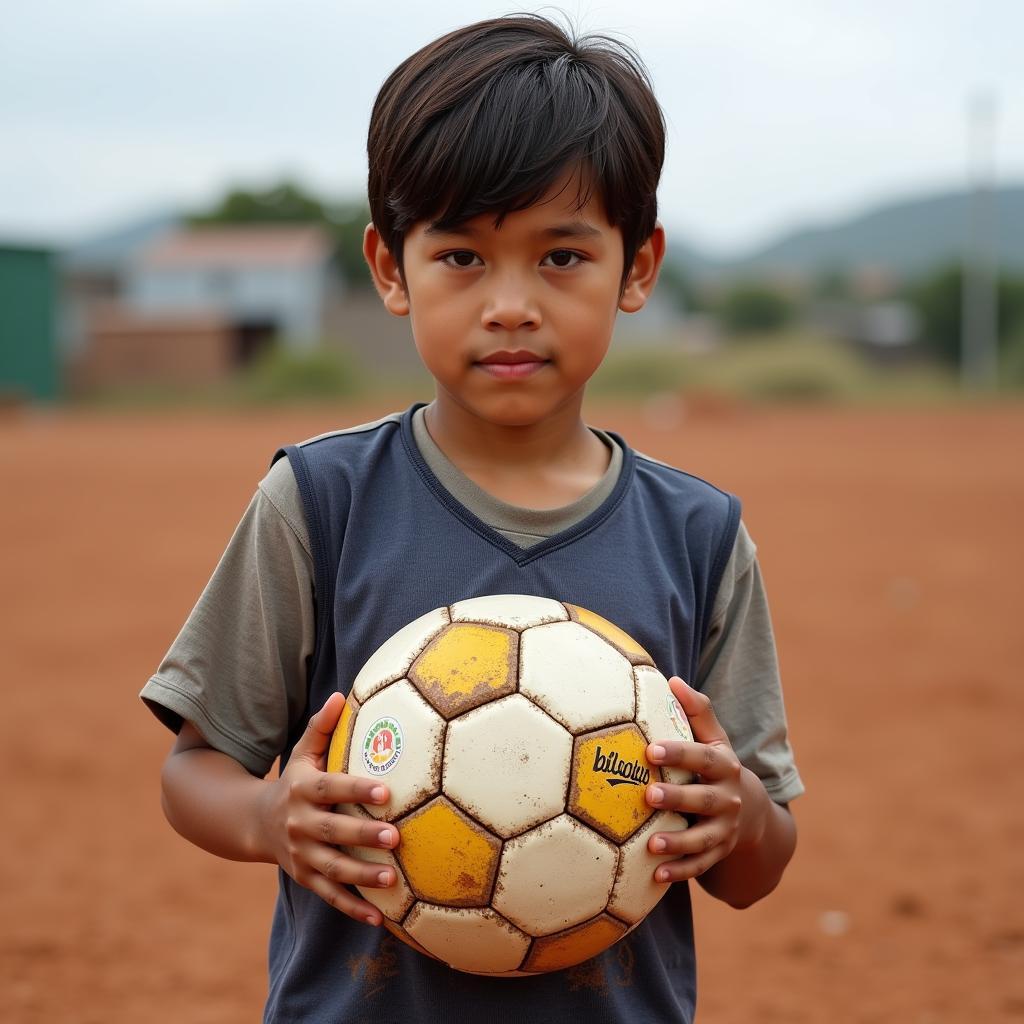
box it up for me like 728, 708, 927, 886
139, 225, 333, 270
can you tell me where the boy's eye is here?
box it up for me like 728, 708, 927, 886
441, 251, 482, 268
542, 250, 583, 268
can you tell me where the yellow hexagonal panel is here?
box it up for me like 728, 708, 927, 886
409, 623, 518, 718
397, 797, 501, 907
326, 694, 359, 775
566, 604, 654, 666
523, 914, 628, 973
570, 724, 654, 843
351, 606, 451, 704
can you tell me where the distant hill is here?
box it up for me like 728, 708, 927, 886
61, 210, 180, 274
671, 184, 1024, 281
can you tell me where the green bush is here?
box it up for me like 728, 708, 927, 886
588, 333, 959, 404
717, 284, 795, 334
906, 264, 1024, 368
999, 329, 1024, 388
589, 350, 689, 396
233, 344, 363, 403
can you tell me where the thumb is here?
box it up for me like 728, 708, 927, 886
668, 676, 730, 747
291, 691, 346, 767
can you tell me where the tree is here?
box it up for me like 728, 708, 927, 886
717, 282, 794, 335
188, 180, 373, 289
656, 259, 702, 314
906, 264, 1024, 367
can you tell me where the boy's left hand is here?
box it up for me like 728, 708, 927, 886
644, 676, 761, 883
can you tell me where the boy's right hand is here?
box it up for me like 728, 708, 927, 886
259, 692, 399, 926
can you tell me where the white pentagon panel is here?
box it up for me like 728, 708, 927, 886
450, 594, 569, 630
634, 665, 694, 786
443, 694, 572, 839
493, 814, 617, 936
348, 679, 445, 820
519, 621, 635, 734
606, 810, 685, 925
351, 607, 451, 703
354, 847, 416, 922
403, 904, 530, 975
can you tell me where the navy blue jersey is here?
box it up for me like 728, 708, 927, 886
269, 402, 740, 1024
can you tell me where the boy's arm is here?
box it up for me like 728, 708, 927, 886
161, 693, 400, 926
645, 678, 796, 908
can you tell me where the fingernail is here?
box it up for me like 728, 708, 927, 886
656, 868, 670, 883
377, 871, 390, 886
365, 914, 380, 926
649, 744, 666, 762
651, 836, 667, 853
649, 786, 664, 805
378, 829, 394, 848
370, 786, 386, 803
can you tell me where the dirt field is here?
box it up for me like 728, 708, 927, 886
2, 399, 1022, 1023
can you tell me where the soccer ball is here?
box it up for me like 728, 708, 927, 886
327, 594, 693, 976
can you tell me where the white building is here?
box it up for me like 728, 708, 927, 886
128, 225, 340, 353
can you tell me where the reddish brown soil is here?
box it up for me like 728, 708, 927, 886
2, 399, 1022, 1023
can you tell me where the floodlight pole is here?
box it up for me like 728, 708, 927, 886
961, 92, 999, 390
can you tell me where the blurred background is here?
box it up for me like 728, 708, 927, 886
2, 3, 1023, 1023
2, 0, 1023, 406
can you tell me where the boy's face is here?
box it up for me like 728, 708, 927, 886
367, 169, 663, 429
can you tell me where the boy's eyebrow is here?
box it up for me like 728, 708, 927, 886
424, 221, 603, 240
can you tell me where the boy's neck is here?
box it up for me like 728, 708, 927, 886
422, 394, 611, 510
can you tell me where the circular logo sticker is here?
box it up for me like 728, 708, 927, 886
667, 695, 691, 739
362, 717, 404, 776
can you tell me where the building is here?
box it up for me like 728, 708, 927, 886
128, 224, 339, 354
0, 244, 59, 402
65, 222, 345, 392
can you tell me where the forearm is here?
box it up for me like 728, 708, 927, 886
161, 745, 276, 864
697, 768, 796, 909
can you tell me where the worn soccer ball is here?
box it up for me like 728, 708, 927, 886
327, 594, 693, 976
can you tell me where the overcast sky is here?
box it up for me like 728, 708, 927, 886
2, 0, 1022, 255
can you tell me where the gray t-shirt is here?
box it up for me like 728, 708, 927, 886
142, 406, 803, 805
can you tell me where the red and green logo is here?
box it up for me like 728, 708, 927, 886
667, 695, 691, 739
362, 717, 403, 776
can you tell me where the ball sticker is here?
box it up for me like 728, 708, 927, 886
362, 717, 404, 776
667, 695, 690, 738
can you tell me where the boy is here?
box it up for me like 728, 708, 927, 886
143, 13, 802, 1023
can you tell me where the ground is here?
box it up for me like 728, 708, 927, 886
2, 399, 1022, 1023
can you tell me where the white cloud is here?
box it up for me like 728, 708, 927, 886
2, 0, 1022, 249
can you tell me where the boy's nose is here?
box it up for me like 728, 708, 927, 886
481, 275, 542, 331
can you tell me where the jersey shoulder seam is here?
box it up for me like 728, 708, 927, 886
294, 412, 403, 449
632, 448, 734, 500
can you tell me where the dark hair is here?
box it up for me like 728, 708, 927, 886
367, 13, 665, 285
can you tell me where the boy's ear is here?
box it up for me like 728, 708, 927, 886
363, 223, 410, 317
618, 222, 666, 314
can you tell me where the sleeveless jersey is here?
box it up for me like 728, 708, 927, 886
267, 403, 741, 1024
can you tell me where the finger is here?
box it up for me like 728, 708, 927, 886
646, 781, 738, 817
304, 869, 387, 927
301, 770, 392, 808
652, 847, 724, 884
668, 677, 731, 747
646, 741, 740, 782
310, 842, 397, 891
291, 692, 347, 766
649, 822, 726, 860
310, 810, 399, 851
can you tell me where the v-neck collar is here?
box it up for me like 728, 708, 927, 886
399, 402, 635, 567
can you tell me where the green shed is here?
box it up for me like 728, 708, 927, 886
0, 245, 59, 401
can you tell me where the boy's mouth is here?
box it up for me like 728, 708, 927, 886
475, 349, 550, 379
